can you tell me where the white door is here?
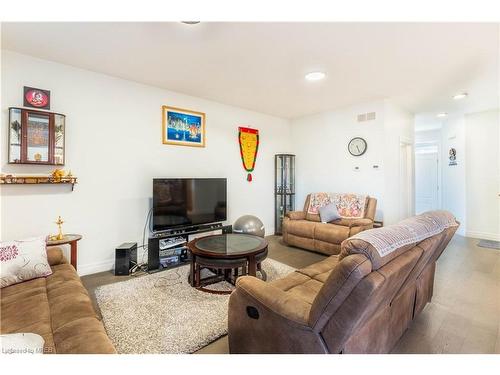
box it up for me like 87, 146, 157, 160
415, 151, 439, 214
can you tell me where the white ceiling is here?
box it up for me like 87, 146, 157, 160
2, 22, 498, 119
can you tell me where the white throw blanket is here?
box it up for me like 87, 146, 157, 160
351, 211, 458, 257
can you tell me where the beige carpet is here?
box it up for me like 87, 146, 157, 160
94, 258, 295, 354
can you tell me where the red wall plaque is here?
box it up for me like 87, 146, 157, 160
23, 86, 51, 110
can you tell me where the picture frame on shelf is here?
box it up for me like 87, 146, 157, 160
162, 106, 206, 147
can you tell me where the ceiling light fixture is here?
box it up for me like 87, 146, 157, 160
436, 112, 448, 118
453, 92, 468, 100
305, 71, 326, 81
181, 21, 201, 25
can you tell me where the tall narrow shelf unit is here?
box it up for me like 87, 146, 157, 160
274, 154, 295, 235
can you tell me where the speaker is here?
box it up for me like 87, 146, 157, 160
115, 242, 137, 276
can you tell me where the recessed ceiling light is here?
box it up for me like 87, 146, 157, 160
305, 72, 326, 81
181, 21, 200, 25
436, 112, 448, 118
453, 92, 468, 100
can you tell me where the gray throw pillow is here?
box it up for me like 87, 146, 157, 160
319, 203, 341, 223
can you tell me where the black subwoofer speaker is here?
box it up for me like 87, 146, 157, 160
115, 242, 137, 276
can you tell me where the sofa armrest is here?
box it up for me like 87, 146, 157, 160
332, 218, 373, 228
286, 211, 306, 220
234, 276, 311, 325
46, 247, 68, 266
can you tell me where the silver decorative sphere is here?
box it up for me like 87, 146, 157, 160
233, 215, 265, 237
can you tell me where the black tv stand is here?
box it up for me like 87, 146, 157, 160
147, 223, 232, 272
151, 222, 224, 238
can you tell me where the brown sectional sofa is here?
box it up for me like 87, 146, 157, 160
0, 247, 116, 354
228, 213, 458, 353
283, 194, 377, 255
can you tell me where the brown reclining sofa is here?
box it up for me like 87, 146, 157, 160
228, 211, 458, 353
283, 194, 377, 255
1, 247, 116, 354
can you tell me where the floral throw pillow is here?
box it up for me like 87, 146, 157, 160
0, 237, 52, 288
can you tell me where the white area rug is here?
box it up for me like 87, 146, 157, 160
94, 258, 294, 354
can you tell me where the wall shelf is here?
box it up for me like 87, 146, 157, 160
0, 175, 78, 191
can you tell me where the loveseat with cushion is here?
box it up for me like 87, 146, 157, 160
0, 247, 116, 354
228, 211, 458, 354
283, 193, 377, 255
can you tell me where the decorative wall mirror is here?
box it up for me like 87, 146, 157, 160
8, 107, 65, 165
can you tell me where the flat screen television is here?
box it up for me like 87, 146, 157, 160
152, 178, 227, 232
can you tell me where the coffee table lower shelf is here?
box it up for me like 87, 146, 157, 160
189, 255, 267, 295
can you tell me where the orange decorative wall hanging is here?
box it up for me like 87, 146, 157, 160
238, 127, 259, 182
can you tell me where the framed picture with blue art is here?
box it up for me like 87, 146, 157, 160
162, 106, 206, 147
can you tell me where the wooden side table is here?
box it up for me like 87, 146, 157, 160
47, 234, 82, 270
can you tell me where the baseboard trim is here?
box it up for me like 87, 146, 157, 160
77, 258, 114, 276
465, 231, 500, 241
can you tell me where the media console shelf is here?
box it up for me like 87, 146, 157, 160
147, 223, 232, 272
0, 175, 78, 191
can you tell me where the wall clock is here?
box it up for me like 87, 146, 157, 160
348, 137, 367, 156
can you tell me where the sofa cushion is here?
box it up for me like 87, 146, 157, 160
0, 237, 52, 288
0, 281, 56, 353
331, 218, 373, 228
309, 254, 372, 329
0, 277, 46, 300
270, 271, 322, 305
52, 317, 116, 354
0, 292, 51, 334
297, 256, 339, 280
314, 223, 350, 244
287, 279, 323, 304
306, 212, 321, 222
46, 264, 99, 332
1, 258, 116, 354
46, 264, 81, 289
313, 240, 340, 256
286, 211, 306, 220
270, 271, 311, 291
284, 219, 316, 238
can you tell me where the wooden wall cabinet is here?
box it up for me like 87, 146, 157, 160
8, 107, 65, 165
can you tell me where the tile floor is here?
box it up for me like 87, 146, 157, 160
82, 234, 500, 354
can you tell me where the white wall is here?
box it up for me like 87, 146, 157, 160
415, 110, 500, 239
465, 109, 500, 240
290, 99, 414, 225
383, 101, 415, 224
441, 114, 467, 235
1, 51, 291, 275
415, 129, 442, 145
0, 44, 2, 240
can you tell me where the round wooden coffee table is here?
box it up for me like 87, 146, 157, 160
187, 233, 268, 294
